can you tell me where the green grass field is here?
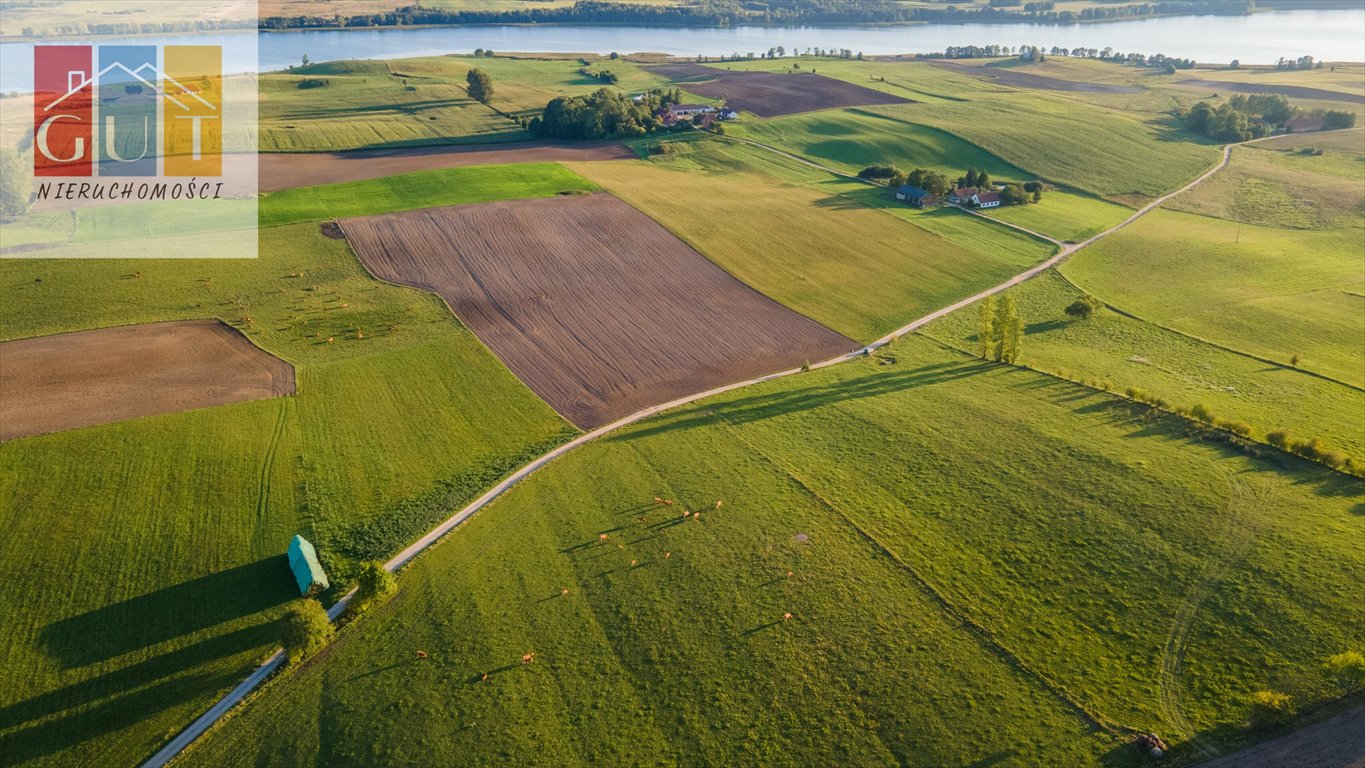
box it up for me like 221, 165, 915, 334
922, 270, 1365, 455
259, 55, 671, 151
259, 59, 525, 151
1167, 143, 1365, 229
725, 109, 1132, 241
571, 148, 1045, 341
0, 166, 587, 767
182, 335, 1365, 767
1060, 208, 1365, 387
707, 58, 1222, 200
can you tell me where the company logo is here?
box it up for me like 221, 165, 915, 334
34, 45, 222, 177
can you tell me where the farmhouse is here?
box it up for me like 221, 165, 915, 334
719, 108, 739, 120
287, 535, 330, 596
895, 185, 939, 208
670, 104, 716, 117
948, 186, 978, 204
975, 190, 1002, 208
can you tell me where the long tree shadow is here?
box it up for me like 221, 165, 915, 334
611, 360, 991, 443
39, 555, 296, 667
0, 620, 281, 732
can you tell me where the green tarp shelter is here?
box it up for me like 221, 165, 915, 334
288, 534, 330, 596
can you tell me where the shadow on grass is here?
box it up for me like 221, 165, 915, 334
0, 618, 283, 764
610, 360, 990, 443
40, 555, 296, 667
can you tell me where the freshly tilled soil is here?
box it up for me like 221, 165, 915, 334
0, 319, 295, 441
340, 193, 856, 428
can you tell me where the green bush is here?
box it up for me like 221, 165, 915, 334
1248, 689, 1294, 727
1266, 430, 1291, 449
351, 561, 399, 617
282, 599, 334, 665
1325, 651, 1365, 692
1189, 403, 1215, 423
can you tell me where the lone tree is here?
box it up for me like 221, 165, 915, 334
282, 599, 334, 665
0, 149, 31, 219
466, 68, 494, 104
1065, 295, 1103, 320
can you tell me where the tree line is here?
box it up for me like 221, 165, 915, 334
257, 0, 1254, 30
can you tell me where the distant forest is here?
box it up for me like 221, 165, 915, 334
259, 0, 1256, 30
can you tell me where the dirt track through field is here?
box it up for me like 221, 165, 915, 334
0, 319, 294, 441
340, 193, 856, 428
257, 141, 635, 192
1193, 704, 1365, 768
649, 63, 911, 116
927, 60, 1142, 93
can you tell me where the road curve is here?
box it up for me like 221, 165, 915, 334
143, 130, 1316, 768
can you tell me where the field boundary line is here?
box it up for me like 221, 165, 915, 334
146, 129, 1299, 768
706, 408, 1130, 736
1052, 268, 1365, 393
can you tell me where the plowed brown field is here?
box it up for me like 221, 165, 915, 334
340, 194, 855, 428
649, 63, 911, 116
0, 319, 295, 441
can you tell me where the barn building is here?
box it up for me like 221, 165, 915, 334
895, 185, 939, 208
288, 535, 330, 596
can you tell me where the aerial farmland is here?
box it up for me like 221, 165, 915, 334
0, 5, 1363, 767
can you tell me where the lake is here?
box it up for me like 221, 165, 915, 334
2, 8, 1363, 92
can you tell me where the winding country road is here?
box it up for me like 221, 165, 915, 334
143, 130, 1326, 767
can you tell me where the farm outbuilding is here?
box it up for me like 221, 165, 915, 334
895, 185, 938, 208
287, 535, 330, 596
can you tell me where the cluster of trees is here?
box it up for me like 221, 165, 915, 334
978, 295, 1023, 364
579, 66, 620, 84
472, 48, 496, 57
1275, 55, 1319, 70
865, 165, 1042, 205
930, 44, 1194, 70
466, 68, 494, 104
1000, 181, 1044, 204
1321, 110, 1358, 129
296, 78, 330, 89
1185, 94, 1296, 141
257, 0, 1254, 29
1064, 295, 1103, 320
529, 88, 684, 140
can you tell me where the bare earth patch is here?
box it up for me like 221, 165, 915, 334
0, 319, 295, 441
340, 194, 855, 428
258, 141, 635, 192
648, 63, 911, 116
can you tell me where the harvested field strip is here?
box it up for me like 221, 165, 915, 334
257, 141, 634, 193
340, 193, 856, 428
0, 319, 294, 441
647, 62, 911, 116
927, 60, 1142, 94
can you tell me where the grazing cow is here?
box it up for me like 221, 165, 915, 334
664, 500, 674, 506
654, 497, 663, 504
481, 672, 489, 682
599, 533, 609, 542
786, 571, 793, 578
416, 650, 428, 659
630, 559, 638, 567
664, 552, 671, 559
561, 588, 570, 595
521, 652, 535, 664
783, 612, 793, 621
715, 500, 723, 509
